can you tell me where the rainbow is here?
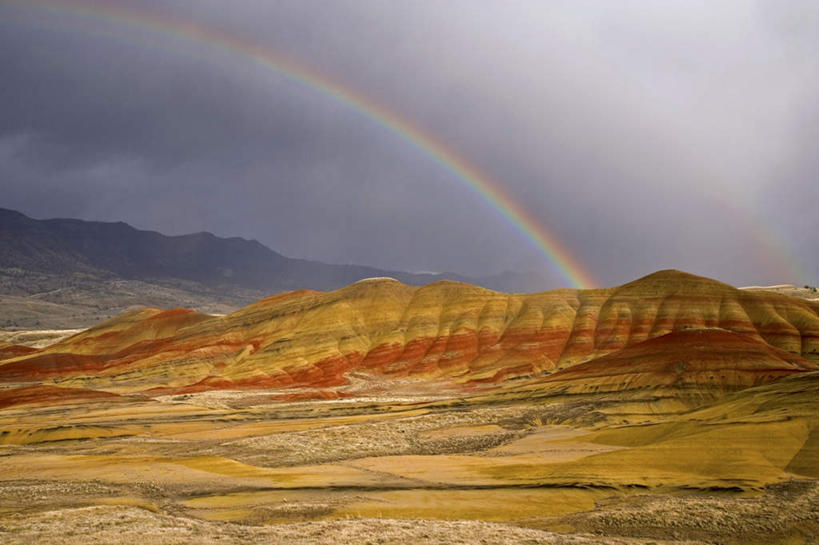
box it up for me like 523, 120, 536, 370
2, 0, 598, 289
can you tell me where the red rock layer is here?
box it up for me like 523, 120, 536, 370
0, 344, 37, 360
0, 385, 121, 409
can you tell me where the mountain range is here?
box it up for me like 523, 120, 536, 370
0, 207, 546, 327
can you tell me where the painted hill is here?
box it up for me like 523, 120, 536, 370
0, 270, 816, 401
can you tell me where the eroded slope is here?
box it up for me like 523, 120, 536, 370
1, 270, 817, 398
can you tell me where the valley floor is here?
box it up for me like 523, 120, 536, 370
1, 385, 817, 544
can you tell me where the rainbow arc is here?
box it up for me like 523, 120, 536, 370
3, 0, 599, 288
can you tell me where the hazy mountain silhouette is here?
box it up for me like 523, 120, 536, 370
0, 208, 550, 327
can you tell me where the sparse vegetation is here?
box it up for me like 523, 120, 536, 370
0, 380, 817, 544
0, 505, 676, 545
0, 268, 247, 329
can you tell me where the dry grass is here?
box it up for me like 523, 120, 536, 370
0, 505, 706, 545
0, 375, 818, 544
560, 481, 819, 545
225, 406, 527, 466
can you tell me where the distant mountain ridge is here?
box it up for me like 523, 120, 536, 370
0, 207, 461, 291
0, 208, 548, 327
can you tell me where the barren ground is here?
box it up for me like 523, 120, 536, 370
1, 386, 817, 544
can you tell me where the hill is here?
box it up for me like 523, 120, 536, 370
1, 270, 816, 398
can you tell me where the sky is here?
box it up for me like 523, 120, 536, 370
1, 0, 817, 289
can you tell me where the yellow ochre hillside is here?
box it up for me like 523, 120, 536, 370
0, 270, 816, 400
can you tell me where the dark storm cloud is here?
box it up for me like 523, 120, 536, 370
0, 16, 348, 169
1, 1, 816, 287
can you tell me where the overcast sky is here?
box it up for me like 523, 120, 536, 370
1, 0, 817, 288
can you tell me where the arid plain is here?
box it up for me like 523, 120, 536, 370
1, 270, 818, 544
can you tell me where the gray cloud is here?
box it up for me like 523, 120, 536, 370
1, 1, 816, 287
